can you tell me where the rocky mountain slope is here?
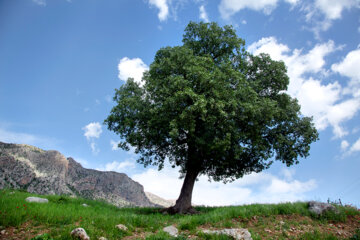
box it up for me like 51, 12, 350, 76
145, 192, 175, 208
0, 141, 156, 207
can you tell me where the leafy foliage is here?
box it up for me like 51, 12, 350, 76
105, 21, 318, 183
350, 229, 360, 240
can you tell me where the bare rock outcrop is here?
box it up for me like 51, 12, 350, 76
202, 228, 252, 240
308, 201, 339, 215
70, 228, 90, 240
163, 225, 178, 237
145, 191, 175, 208
0, 141, 154, 207
25, 196, 49, 203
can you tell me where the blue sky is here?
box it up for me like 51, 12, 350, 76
0, 0, 359, 206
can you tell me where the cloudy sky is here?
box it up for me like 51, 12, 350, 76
0, 0, 359, 207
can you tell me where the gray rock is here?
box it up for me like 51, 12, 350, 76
82, 203, 89, 207
1, 230, 6, 235
145, 191, 175, 208
163, 225, 178, 237
98, 237, 107, 240
308, 201, 338, 215
70, 228, 90, 240
25, 197, 48, 203
202, 228, 252, 240
115, 224, 128, 231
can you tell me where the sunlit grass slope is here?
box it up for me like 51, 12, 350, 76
0, 189, 359, 239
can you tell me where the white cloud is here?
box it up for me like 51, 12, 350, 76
110, 140, 120, 151
90, 142, 99, 155
98, 160, 136, 172
32, 0, 46, 6
248, 37, 360, 138
281, 168, 295, 181
241, 20, 247, 24
302, 0, 360, 37
219, 0, 299, 19
332, 49, 360, 97
219, 0, 278, 18
110, 140, 137, 155
296, 79, 341, 129
82, 122, 102, 154
284, 0, 299, 5
82, 122, 102, 140
314, 0, 359, 20
341, 140, 350, 151
127, 145, 137, 155
199, 5, 209, 22
326, 99, 360, 138
148, 0, 169, 21
265, 178, 316, 194
349, 138, 360, 154
132, 165, 317, 206
248, 37, 290, 62
118, 57, 149, 87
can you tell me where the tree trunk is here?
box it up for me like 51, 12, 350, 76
166, 168, 199, 214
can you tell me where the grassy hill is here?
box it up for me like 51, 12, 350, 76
0, 189, 359, 240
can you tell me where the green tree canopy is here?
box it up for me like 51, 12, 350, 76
105, 21, 319, 214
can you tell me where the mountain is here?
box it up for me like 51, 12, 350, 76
145, 192, 175, 208
0, 141, 156, 207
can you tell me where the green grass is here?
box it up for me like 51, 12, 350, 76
0, 189, 359, 240
297, 231, 338, 240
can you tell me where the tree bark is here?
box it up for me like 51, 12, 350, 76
166, 168, 199, 214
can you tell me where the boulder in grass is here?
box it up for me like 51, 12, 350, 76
308, 201, 338, 215
70, 228, 90, 240
163, 225, 178, 237
202, 228, 252, 240
25, 197, 48, 203
98, 237, 107, 240
115, 224, 128, 231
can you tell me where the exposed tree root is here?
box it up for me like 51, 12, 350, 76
160, 206, 199, 215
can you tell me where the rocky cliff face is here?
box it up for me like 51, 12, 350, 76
0, 141, 155, 207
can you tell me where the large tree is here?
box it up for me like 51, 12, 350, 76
105, 22, 319, 214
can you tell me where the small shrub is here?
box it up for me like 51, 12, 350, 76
350, 229, 360, 240
54, 196, 69, 204
178, 221, 194, 230
314, 208, 347, 223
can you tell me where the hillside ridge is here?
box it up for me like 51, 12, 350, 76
0, 141, 157, 207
